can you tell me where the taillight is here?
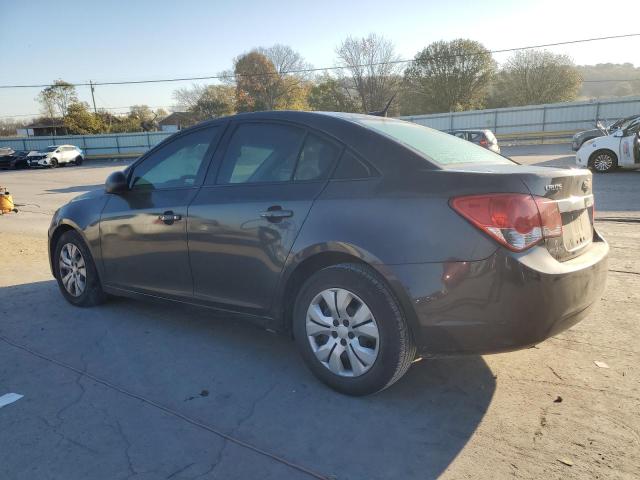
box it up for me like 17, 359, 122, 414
450, 193, 562, 252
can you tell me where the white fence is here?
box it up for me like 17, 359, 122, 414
401, 96, 640, 141
0, 131, 173, 158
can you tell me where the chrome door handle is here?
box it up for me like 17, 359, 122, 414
158, 211, 182, 224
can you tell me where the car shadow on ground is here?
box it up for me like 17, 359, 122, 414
44, 184, 104, 194
1, 280, 496, 480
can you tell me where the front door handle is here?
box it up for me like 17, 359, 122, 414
260, 206, 293, 222
158, 211, 182, 225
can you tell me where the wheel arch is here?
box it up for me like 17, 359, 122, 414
49, 221, 92, 279
275, 244, 420, 341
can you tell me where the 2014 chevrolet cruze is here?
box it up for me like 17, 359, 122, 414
49, 111, 608, 395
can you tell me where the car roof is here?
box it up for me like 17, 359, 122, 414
47, 144, 77, 148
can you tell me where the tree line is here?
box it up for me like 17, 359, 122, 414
17, 34, 588, 135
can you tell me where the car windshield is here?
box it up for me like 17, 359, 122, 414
353, 117, 511, 166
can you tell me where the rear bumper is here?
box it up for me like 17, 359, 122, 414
385, 231, 608, 355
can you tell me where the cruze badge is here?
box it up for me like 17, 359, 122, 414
545, 184, 563, 192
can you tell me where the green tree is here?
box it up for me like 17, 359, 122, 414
404, 39, 495, 114
191, 85, 236, 119
308, 76, 359, 112
490, 50, 581, 107
63, 102, 106, 134
36, 80, 78, 119
233, 47, 309, 112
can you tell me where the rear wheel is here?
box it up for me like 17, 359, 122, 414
293, 263, 416, 396
74, 156, 83, 166
54, 230, 107, 307
589, 150, 617, 173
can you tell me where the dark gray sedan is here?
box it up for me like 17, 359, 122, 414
48, 111, 608, 395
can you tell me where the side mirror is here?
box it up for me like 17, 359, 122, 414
613, 130, 624, 137
105, 171, 129, 194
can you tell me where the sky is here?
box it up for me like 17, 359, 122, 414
1, 0, 639, 120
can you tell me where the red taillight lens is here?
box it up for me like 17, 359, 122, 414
450, 193, 562, 252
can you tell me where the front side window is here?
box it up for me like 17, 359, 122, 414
217, 123, 305, 184
131, 126, 218, 190
354, 117, 513, 166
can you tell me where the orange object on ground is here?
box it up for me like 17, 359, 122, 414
0, 187, 16, 214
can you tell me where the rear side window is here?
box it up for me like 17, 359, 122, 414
355, 118, 512, 166
332, 150, 376, 179
293, 133, 340, 181
217, 123, 305, 184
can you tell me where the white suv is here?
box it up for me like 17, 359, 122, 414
28, 145, 84, 168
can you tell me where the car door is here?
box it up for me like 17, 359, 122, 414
100, 125, 222, 298
188, 121, 342, 314
61, 147, 71, 163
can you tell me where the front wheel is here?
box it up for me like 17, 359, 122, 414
293, 263, 416, 396
590, 150, 617, 173
50, 158, 58, 168
54, 230, 107, 307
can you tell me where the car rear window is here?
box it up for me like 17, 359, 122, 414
355, 118, 512, 166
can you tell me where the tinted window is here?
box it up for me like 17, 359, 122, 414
354, 117, 513, 166
131, 126, 217, 189
293, 133, 340, 181
332, 150, 376, 179
217, 123, 305, 184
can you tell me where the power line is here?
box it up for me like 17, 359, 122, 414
0, 33, 638, 89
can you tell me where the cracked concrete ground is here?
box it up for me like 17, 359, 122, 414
1, 146, 639, 479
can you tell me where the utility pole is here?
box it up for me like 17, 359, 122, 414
89, 80, 97, 114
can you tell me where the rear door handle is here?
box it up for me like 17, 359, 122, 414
260, 207, 293, 222
158, 211, 182, 224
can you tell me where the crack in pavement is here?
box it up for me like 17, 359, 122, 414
206, 382, 279, 479
0, 333, 330, 480
114, 419, 137, 479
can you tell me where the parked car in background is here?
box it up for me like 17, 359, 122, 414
0, 149, 32, 169
28, 145, 84, 168
48, 111, 607, 395
576, 117, 640, 172
449, 129, 500, 153
572, 115, 640, 151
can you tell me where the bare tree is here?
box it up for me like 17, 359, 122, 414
335, 34, 402, 112
172, 83, 207, 111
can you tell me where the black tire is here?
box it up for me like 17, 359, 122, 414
589, 150, 617, 173
293, 263, 416, 396
50, 158, 58, 168
53, 230, 107, 307
74, 156, 83, 166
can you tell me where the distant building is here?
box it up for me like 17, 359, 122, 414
21, 119, 67, 136
158, 112, 197, 132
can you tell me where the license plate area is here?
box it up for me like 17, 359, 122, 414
562, 209, 593, 252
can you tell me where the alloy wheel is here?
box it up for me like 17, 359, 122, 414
59, 243, 87, 297
593, 153, 613, 172
305, 288, 380, 377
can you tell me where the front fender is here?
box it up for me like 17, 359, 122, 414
48, 192, 108, 279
